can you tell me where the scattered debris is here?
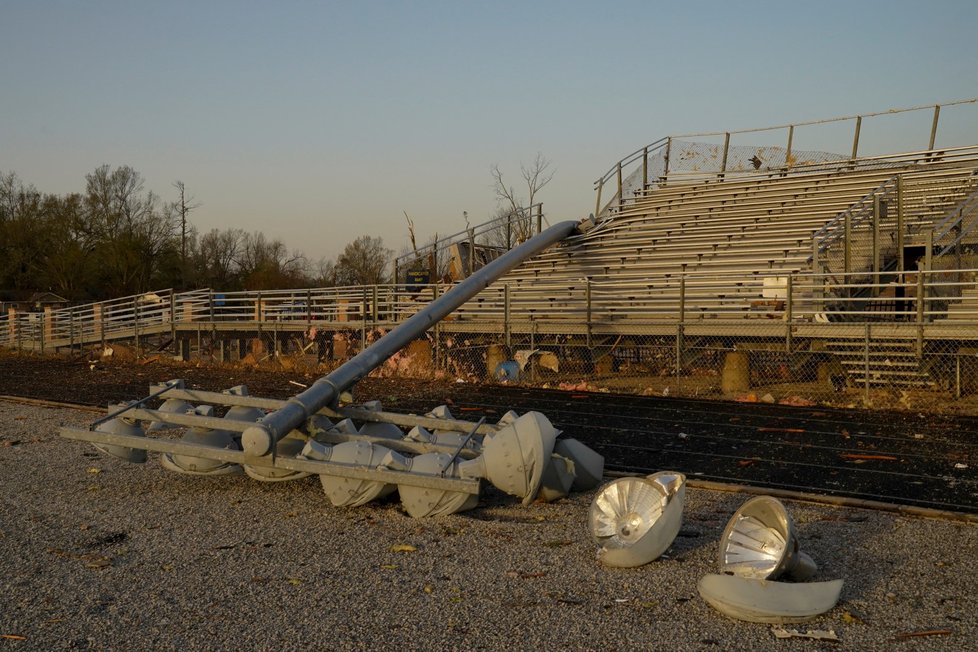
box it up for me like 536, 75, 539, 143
954, 463, 968, 470
757, 427, 805, 433
840, 610, 864, 624
778, 396, 816, 407
771, 627, 840, 641
288, 380, 308, 389
894, 629, 953, 640
389, 543, 417, 553
840, 453, 899, 462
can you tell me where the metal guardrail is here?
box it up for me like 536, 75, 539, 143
595, 99, 978, 216
4, 268, 977, 356
393, 204, 546, 283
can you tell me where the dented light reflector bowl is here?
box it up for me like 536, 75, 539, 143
588, 471, 686, 567
719, 496, 816, 581
698, 574, 843, 624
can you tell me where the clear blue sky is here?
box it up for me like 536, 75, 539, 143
3, 0, 977, 262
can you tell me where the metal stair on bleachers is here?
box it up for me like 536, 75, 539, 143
825, 337, 934, 387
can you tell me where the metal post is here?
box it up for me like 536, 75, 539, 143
785, 125, 794, 169
536, 204, 543, 235
916, 271, 925, 357
170, 290, 177, 346
40, 312, 45, 354
872, 195, 881, 295
929, 105, 941, 151
585, 278, 592, 349
504, 284, 511, 349
616, 162, 623, 203
851, 116, 862, 160
595, 180, 603, 218
956, 353, 962, 400
361, 287, 368, 347
240, 220, 579, 456
844, 213, 852, 274
133, 297, 139, 353
642, 146, 649, 188
785, 274, 793, 353
896, 176, 905, 274
663, 138, 672, 178
69, 311, 75, 352
925, 230, 933, 274
677, 274, 686, 375
864, 323, 870, 402
506, 213, 513, 249
720, 132, 730, 177
432, 284, 441, 371
468, 231, 475, 277
372, 285, 379, 329
208, 290, 216, 354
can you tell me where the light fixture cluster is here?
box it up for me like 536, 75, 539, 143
88, 383, 605, 519
588, 478, 843, 623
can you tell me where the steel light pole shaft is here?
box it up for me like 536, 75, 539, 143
241, 219, 581, 456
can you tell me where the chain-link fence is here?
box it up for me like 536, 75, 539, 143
3, 271, 978, 414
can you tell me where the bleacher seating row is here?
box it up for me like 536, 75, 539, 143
471, 148, 978, 322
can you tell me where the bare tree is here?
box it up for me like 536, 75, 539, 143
195, 228, 244, 288
173, 180, 201, 287
489, 152, 554, 246
82, 165, 179, 295
334, 235, 392, 285
237, 231, 308, 290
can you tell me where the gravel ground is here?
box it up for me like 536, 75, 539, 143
1, 400, 976, 651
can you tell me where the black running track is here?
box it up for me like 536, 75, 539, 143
373, 383, 978, 515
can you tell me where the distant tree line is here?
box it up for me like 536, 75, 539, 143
0, 166, 392, 302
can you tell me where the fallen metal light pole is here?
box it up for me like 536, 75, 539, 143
59, 218, 606, 517
241, 219, 581, 458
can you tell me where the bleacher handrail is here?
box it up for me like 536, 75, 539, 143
594, 98, 978, 215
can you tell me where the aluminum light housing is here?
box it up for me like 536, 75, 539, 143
588, 471, 686, 567
94, 406, 148, 463
719, 496, 816, 581
383, 450, 480, 518
457, 411, 557, 505
698, 574, 844, 624
160, 405, 241, 476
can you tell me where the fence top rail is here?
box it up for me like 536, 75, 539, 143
393, 203, 544, 269
594, 98, 978, 190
